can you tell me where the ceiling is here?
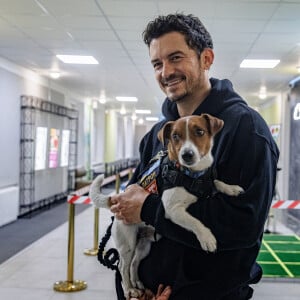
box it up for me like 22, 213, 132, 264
1, 0, 300, 118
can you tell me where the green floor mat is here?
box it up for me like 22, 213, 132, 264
259, 234, 300, 278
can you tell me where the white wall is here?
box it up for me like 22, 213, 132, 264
0, 57, 86, 222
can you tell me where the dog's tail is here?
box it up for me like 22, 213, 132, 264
89, 174, 111, 209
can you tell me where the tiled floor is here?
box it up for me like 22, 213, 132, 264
0, 205, 300, 300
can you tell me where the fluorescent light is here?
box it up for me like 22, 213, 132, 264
146, 117, 159, 122
135, 109, 151, 114
240, 59, 280, 69
116, 96, 138, 102
56, 55, 99, 64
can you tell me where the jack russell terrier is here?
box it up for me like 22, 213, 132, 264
89, 113, 244, 299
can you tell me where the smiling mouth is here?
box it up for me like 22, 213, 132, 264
163, 77, 184, 87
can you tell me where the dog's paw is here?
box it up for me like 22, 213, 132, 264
214, 180, 244, 197
197, 228, 217, 252
128, 288, 144, 299
226, 185, 244, 196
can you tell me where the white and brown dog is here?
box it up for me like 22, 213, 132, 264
89, 114, 244, 299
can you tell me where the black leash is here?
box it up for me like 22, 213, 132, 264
97, 216, 119, 271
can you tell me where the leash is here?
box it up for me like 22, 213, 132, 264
97, 216, 119, 271
97, 217, 125, 299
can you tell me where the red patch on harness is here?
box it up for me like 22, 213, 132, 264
144, 179, 158, 194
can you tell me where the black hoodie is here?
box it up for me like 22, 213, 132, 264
129, 78, 279, 299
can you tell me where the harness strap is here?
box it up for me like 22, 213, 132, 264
161, 157, 217, 198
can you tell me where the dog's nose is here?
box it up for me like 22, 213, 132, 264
181, 149, 195, 163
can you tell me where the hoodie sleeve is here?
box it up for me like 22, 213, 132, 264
140, 108, 279, 251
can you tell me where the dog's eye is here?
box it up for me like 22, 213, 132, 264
195, 129, 205, 136
172, 133, 180, 141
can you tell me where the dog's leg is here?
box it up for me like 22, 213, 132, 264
130, 226, 156, 290
162, 187, 217, 252
214, 179, 244, 196
112, 221, 143, 299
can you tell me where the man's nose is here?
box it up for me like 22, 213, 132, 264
161, 62, 175, 79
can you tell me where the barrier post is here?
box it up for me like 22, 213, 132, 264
115, 173, 121, 194
84, 207, 99, 256
128, 168, 133, 181
53, 203, 87, 292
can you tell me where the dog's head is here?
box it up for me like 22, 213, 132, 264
158, 114, 224, 171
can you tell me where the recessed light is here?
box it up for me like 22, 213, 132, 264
49, 71, 60, 79
116, 96, 138, 102
135, 109, 151, 114
240, 59, 280, 69
56, 55, 99, 64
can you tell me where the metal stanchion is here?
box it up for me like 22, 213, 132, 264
53, 203, 87, 292
128, 168, 133, 181
115, 173, 121, 194
84, 207, 99, 256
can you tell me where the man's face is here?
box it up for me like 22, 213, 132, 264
149, 31, 205, 102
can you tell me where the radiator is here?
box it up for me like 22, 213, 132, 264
0, 186, 19, 227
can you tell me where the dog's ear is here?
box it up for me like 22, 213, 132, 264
201, 114, 224, 135
157, 121, 174, 147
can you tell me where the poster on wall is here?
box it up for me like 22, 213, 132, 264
35, 127, 48, 170
269, 124, 281, 143
49, 128, 60, 168
60, 130, 70, 167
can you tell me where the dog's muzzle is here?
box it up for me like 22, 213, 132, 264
181, 149, 195, 165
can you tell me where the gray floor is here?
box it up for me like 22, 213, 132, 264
0, 205, 300, 300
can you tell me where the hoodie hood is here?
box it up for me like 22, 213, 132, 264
161, 78, 247, 120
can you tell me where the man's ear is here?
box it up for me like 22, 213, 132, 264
201, 48, 214, 70
157, 121, 174, 147
201, 114, 224, 135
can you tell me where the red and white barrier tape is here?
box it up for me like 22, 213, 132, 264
271, 200, 300, 209
68, 195, 91, 204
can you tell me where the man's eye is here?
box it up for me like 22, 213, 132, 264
195, 129, 205, 136
153, 62, 162, 70
171, 56, 181, 62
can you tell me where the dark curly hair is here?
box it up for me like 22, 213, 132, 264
143, 13, 213, 55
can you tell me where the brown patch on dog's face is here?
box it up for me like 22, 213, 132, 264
158, 114, 224, 164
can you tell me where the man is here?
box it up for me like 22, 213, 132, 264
110, 13, 279, 299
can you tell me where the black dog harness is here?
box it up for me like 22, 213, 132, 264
161, 156, 218, 199
138, 150, 218, 199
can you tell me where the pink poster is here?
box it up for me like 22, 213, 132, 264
49, 128, 60, 168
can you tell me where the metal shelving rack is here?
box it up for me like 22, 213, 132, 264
19, 95, 78, 216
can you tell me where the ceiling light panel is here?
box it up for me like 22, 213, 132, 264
240, 59, 280, 68
116, 96, 138, 102
56, 55, 99, 64
135, 109, 151, 114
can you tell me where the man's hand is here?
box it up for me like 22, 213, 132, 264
110, 184, 149, 224
130, 285, 172, 300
